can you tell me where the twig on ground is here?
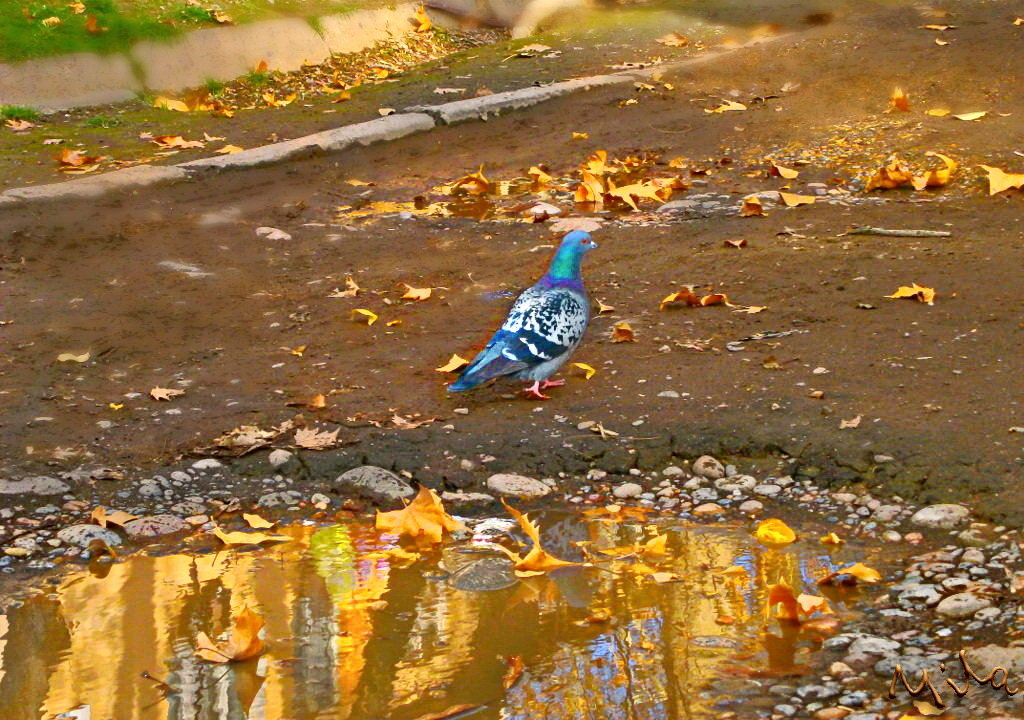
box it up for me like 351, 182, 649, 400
843, 226, 952, 238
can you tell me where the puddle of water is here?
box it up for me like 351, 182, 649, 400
0, 512, 883, 720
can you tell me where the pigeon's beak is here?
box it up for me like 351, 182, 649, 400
590, 241, 599, 250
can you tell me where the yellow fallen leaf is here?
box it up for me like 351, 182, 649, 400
921, 23, 955, 30
887, 87, 910, 113
243, 513, 276, 529
436, 354, 470, 373
213, 526, 289, 546
926, 108, 950, 117
820, 532, 844, 545
503, 654, 525, 690
779, 191, 816, 207
400, 283, 432, 301
196, 606, 265, 663
351, 308, 378, 325
935, 38, 948, 46
912, 151, 957, 190
573, 171, 605, 204
657, 32, 690, 47
705, 100, 747, 113
91, 506, 138, 528
866, 155, 916, 190
57, 351, 90, 363
108, 402, 123, 410
528, 165, 553, 185
375, 485, 465, 545
329, 277, 360, 298
769, 162, 799, 179
262, 92, 297, 108
980, 164, 1024, 195
150, 386, 185, 401
497, 500, 576, 576
412, 4, 431, 32
284, 345, 306, 357
840, 415, 862, 429
153, 96, 190, 112
294, 427, 339, 450
42, 16, 62, 27
952, 111, 987, 121
611, 322, 636, 342
819, 562, 882, 586
449, 165, 490, 194
1015, 17, 1024, 25
740, 195, 764, 216
755, 518, 796, 546
571, 362, 596, 380
886, 283, 936, 305
650, 571, 681, 583
597, 299, 615, 313
216, 145, 244, 154
571, 131, 589, 140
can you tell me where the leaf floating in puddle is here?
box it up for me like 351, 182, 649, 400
754, 518, 796, 546
375, 485, 465, 545
195, 606, 266, 663
213, 525, 289, 546
502, 655, 525, 690
412, 705, 484, 720
243, 513, 276, 530
498, 500, 577, 577
820, 532, 845, 545
818, 561, 882, 586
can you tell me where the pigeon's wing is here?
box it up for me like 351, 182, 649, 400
449, 286, 587, 391
502, 288, 589, 365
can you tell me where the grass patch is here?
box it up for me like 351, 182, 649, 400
0, 105, 42, 122
243, 69, 274, 87
0, 0, 389, 62
204, 78, 226, 95
85, 115, 120, 128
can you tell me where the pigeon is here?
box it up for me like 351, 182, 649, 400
449, 230, 597, 399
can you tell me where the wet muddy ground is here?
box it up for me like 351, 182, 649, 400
2, 0, 1023, 529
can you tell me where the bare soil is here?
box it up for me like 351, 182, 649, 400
1, 0, 1023, 524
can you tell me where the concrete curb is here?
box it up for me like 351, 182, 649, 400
0, 33, 797, 209
0, 4, 419, 111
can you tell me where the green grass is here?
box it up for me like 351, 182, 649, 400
0, 106, 42, 122
243, 69, 274, 87
204, 78, 226, 95
0, 0, 384, 62
85, 115, 120, 128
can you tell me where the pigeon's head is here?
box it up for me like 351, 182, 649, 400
559, 230, 598, 255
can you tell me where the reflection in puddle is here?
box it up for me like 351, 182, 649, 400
0, 513, 880, 720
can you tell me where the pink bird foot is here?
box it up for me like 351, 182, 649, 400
540, 379, 565, 389
523, 381, 551, 400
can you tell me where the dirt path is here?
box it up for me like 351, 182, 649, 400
1, 0, 1023, 527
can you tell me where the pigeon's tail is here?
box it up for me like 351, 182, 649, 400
448, 347, 526, 393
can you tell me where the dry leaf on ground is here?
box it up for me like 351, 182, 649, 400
351, 308, 379, 325
57, 351, 90, 363
886, 283, 936, 305
150, 387, 185, 401
196, 606, 265, 663
740, 195, 765, 216
611, 322, 636, 342
571, 362, 596, 379
329, 277, 361, 298
980, 164, 1024, 195
779, 191, 817, 207
887, 87, 911, 112
400, 283, 432, 301
436, 354, 470, 373
294, 427, 340, 450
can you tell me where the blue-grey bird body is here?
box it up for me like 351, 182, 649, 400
449, 230, 597, 399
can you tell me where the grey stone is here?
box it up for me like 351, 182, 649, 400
310, 492, 332, 506
449, 556, 517, 591
56, 524, 123, 548
170, 501, 207, 516
656, 199, 699, 212
848, 636, 900, 656
691, 487, 719, 503
405, 75, 628, 124
662, 465, 685, 477
191, 459, 223, 470
754, 484, 782, 496
257, 490, 304, 507
123, 514, 189, 539
873, 655, 942, 678
138, 482, 164, 499
268, 449, 293, 467
486, 473, 551, 499
935, 592, 991, 619
739, 500, 764, 513
897, 583, 942, 607
692, 455, 725, 479
334, 466, 415, 504
963, 645, 1024, 675
795, 685, 839, 701
873, 505, 902, 522
716, 474, 757, 491
0, 476, 70, 495
441, 491, 495, 506
911, 504, 970, 529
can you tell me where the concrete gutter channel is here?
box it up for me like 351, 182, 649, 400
0, 35, 792, 208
